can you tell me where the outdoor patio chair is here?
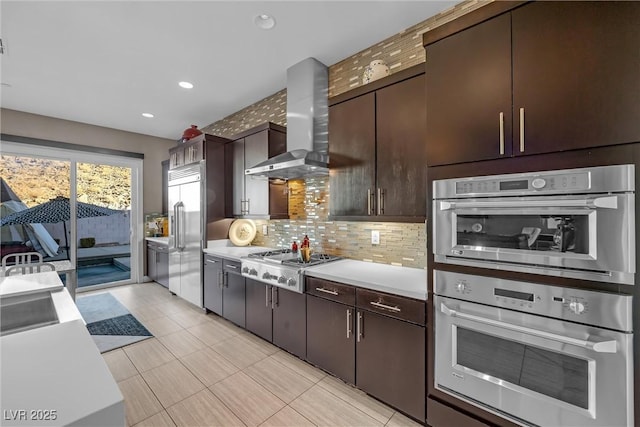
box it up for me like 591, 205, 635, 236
5, 262, 56, 275
2, 251, 43, 267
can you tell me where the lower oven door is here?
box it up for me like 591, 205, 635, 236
434, 295, 633, 427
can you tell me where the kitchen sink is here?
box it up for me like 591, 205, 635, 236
1, 291, 60, 336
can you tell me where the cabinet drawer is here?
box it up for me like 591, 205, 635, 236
205, 255, 222, 264
356, 288, 425, 325
223, 259, 242, 274
306, 277, 355, 305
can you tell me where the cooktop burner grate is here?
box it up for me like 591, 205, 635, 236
247, 248, 292, 258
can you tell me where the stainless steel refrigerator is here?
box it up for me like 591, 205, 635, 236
168, 162, 204, 307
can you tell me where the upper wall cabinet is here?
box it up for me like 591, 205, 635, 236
225, 122, 288, 219
424, 1, 640, 166
329, 65, 427, 222
169, 137, 203, 169
167, 134, 228, 221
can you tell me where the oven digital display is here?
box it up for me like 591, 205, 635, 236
494, 288, 534, 301
499, 180, 529, 191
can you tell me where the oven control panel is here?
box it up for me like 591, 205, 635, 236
454, 172, 590, 195
433, 164, 634, 199
434, 270, 632, 331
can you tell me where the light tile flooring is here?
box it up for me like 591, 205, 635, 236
97, 282, 422, 427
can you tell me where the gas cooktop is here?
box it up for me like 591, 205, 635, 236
242, 248, 341, 292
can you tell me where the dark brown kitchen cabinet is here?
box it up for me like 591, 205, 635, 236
306, 277, 426, 420
425, 13, 512, 165
306, 292, 356, 384
510, 1, 640, 156
169, 138, 203, 169
204, 257, 245, 327
167, 134, 228, 228
225, 122, 288, 219
329, 93, 376, 218
272, 286, 306, 359
222, 260, 245, 328
355, 289, 426, 421
424, 1, 640, 166
147, 241, 169, 288
203, 255, 223, 315
246, 279, 307, 359
329, 66, 426, 221
245, 278, 273, 341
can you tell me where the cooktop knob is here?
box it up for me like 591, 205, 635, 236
455, 281, 467, 293
249, 268, 258, 276
287, 278, 297, 287
242, 266, 249, 274
262, 272, 272, 280
531, 178, 546, 190
569, 300, 586, 315
278, 276, 287, 284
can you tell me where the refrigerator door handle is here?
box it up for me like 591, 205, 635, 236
171, 202, 180, 250
176, 201, 186, 250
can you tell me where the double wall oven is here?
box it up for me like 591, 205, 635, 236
431, 165, 635, 427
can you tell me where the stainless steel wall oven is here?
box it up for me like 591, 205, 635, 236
433, 165, 635, 285
433, 270, 634, 427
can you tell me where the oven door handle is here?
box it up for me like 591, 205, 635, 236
439, 196, 618, 211
440, 303, 617, 353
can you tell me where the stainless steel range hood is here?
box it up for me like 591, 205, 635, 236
245, 58, 328, 179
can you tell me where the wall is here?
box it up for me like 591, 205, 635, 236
203, 0, 490, 268
1, 108, 175, 214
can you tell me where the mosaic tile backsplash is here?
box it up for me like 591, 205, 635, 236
250, 177, 427, 270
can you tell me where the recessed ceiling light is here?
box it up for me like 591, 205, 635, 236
254, 14, 276, 30
142, 112, 154, 118
178, 81, 194, 89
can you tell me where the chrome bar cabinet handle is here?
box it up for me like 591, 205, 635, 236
519, 107, 525, 152
346, 309, 351, 339
499, 112, 505, 155
265, 285, 270, 307
315, 287, 338, 296
370, 301, 401, 313
357, 311, 363, 342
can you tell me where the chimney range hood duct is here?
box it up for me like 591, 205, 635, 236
244, 57, 329, 179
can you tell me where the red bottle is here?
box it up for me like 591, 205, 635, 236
302, 235, 310, 248
291, 241, 298, 253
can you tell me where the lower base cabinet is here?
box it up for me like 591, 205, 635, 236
246, 278, 306, 359
305, 277, 426, 421
306, 294, 356, 383
357, 309, 425, 421
223, 263, 245, 328
147, 242, 169, 288
203, 256, 245, 327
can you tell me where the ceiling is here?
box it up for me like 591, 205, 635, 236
1, 1, 456, 140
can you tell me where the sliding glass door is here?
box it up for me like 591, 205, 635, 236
0, 141, 142, 290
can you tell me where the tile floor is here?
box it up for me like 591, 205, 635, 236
99, 282, 423, 427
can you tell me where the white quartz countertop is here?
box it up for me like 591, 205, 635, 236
0, 271, 64, 297
146, 236, 169, 245
1, 320, 124, 426
304, 259, 427, 301
203, 239, 273, 261
0, 271, 122, 425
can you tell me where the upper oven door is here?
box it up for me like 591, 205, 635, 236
434, 295, 634, 427
433, 193, 635, 284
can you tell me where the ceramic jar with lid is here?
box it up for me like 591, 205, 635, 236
362, 60, 390, 84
